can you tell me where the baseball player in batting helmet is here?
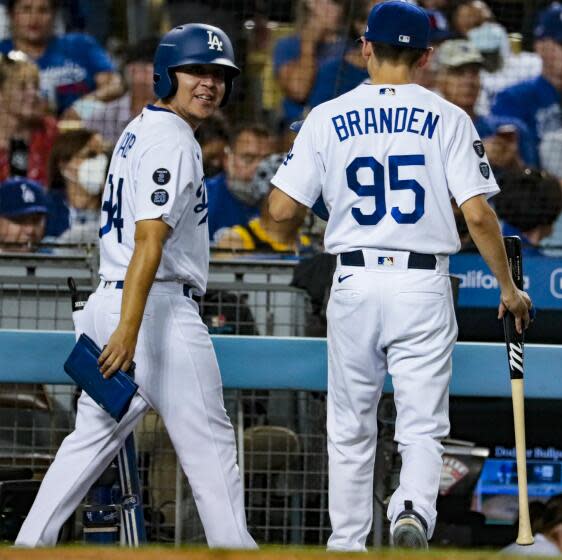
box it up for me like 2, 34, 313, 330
268, 0, 532, 551
16, 23, 256, 548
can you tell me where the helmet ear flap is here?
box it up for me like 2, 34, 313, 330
167, 69, 178, 99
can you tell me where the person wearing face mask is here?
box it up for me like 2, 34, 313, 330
206, 123, 275, 241
215, 153, 312, 254
44, 128, 108, 242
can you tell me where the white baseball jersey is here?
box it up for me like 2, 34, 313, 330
272, 82, 499, 255
17, 104, 256, 550
99, 105, 209, 294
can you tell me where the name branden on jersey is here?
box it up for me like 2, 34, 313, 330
332, 106, 440, 142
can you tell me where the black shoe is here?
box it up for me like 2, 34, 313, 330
390, 501, 429, 549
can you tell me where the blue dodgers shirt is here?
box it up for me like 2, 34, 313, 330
308, 56, 369, 108
474, 114, 538, 167
206, 173, 259, 241
0, 33, 114, 113
273, 35, 346, 124
492, 75, 562, 164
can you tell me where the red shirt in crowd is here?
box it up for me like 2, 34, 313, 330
0, 116, 59, 185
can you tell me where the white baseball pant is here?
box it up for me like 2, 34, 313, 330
325, 251, 457, 551
16, 281, 256, 549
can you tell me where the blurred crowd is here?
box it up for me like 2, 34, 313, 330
0, 0, 561, 258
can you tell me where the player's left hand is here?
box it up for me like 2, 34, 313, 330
498, 287, 533, 334
98, 325, 137, 378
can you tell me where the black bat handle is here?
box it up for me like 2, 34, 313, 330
503, 236, 524, 380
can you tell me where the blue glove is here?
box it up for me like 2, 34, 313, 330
64, 334, 138, 422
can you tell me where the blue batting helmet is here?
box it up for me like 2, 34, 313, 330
153, 23, 240, 107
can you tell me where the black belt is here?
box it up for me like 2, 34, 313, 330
340, 250, 437, 270
104, 281, 194, 298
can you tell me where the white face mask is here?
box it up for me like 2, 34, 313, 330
77, 154, 108, 195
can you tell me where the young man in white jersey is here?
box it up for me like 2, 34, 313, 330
268, 0, 532, 551
16, 24, 256, 549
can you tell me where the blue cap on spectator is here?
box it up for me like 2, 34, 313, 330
0, 178, 48, 218
534, 2, 562, 43
364, 0, 431, 49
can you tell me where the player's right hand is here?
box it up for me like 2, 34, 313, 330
498, 287, 533, 334
98, 325, 137, 379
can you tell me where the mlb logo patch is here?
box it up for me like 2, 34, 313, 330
377, 256, 395, 266
379, 87, 396, 96
398, 35, 411, 43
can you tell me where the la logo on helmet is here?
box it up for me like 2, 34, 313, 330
207, 31, 223, 51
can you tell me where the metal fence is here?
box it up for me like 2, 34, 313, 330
0, 382, 333, 545
0, 248, 319, 544
0, 250, 309, 337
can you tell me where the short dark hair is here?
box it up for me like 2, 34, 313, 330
495, 169, 562, 232
230, 123, 272, 148
371, 42, 427, 67
8, 0, 57, 12
195, 113, 231, 145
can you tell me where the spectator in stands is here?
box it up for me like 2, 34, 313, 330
413, 16, 459, 91
494, 169, 562, 256
0, 176, 47, 252
308, 0, 374, 108
44, 128, 106, 242
0, 0, 123, 114
272, 0, 349, 127
539, 130, 562, 255
451, 0, 492, 35
541, 130, 562, 182
215, 154, 311, 254
468, 22, 542, 114
62, 37, 158, 148
492, 2, 562, 166
436, 39, 537, 170
207, 123, 275, 241
0, 50, 57, 184
502, 494, 562, 555
195, 113, 231, 179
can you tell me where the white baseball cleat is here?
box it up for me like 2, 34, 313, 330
391, 512, 429, 549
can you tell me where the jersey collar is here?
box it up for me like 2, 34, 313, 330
145, 104, 175, 114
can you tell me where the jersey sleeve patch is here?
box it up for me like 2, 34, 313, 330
473, 140, 485, 158
152, 168, 171, 185
151, 189, 169, 206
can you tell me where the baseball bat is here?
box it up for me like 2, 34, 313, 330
502, 236, 533, 546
